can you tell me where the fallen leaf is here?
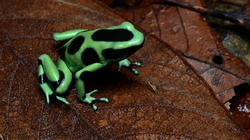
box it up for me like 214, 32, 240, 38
161, 0, 250, 30
107, 0, 250, 109
0, 0, 249, 139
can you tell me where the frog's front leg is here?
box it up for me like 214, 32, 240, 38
53, 29, 87, 42
75, 63, 109, 110
118, 59, 141, 75
38, 54, 73, 104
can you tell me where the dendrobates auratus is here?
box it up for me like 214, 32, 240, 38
38, 22, 144, 110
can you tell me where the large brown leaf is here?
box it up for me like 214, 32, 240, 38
110, 0, 250, 110
0, 0, 248, 139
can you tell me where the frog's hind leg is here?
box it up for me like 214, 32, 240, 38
75, 63, 109, 110
38, 54, 73, 104
53, 29, 87, 42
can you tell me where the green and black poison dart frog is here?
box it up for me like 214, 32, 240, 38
38, 22, 144, 110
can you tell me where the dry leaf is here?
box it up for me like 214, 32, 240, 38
109, 0, 250, 108
0, 0, 249, 139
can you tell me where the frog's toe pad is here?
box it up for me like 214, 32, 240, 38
131, 62, 141, 66
131, 68, 139, 75
92, 104, 98, 110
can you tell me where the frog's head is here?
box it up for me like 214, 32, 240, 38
92, 22, 144, 62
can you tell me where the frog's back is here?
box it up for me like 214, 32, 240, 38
59, 22, 143, 73
58, 30, 93, 73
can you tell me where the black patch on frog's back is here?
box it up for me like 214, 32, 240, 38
68, 36, 85, 54
92, 29, 133, 41
81, 48, 100, 65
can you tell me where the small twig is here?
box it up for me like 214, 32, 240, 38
148, 81, 159, 94
0, 134, 3, 140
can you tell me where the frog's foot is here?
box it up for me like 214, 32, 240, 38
118, 59, 141, 75
82, 89, 109, 110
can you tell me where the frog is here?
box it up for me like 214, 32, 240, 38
38, 22, 144, 110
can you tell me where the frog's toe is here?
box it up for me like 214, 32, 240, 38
131, 68, 139, 75
131, 62, 141, 67
123, 66, 139, 75
92, 104, 98, 110
56, 96, 70, 105
96, 97, 109, 102
86, 89, 98, 96
118, 67, 122, 72
89, 98, 109, 111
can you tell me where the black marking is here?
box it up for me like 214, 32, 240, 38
81, 48, 100, 65
48, 93, 58, 102
102, 42, 144, 60
49, 70, 65, 91
94, 98, 102, 101
79, 71, 92, 81
57, 47, 66, 60
38, 59, 48, 85
38, 59, 43, 66
102, 48, 123, 59
39, 74, 48, 85
82, 94, 86, 100
38, 60, 46, 84
92, 29, 133, 42
68, 36, 85, 54
49, 93, 57, 99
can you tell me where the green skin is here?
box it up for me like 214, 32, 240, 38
38, 22, 144, 110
